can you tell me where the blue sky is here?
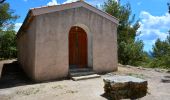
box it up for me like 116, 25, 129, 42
6, 0, 170, 52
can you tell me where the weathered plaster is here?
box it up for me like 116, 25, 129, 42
17, 18, 36, 79
17, 6, 118, 81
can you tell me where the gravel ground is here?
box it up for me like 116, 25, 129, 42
0, 60, 170, 100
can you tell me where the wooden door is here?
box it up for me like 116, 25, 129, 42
69, 26, 87, 68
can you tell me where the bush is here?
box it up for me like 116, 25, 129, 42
0, 30, 17, 59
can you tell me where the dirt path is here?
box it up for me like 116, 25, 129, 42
116, 66, 170, 100
0, 60, 170, 100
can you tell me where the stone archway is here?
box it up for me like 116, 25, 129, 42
69, 26, 88, 68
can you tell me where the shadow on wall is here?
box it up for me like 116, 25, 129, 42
0, 61, 70, 89
0, 61, 33, 89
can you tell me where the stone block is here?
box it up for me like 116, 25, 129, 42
103, 75, 148, 100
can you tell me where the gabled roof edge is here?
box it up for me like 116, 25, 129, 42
31, 1, 119, 24
81, 1, 119, 24
17, 1, 119, 38
16, 10, 34, 38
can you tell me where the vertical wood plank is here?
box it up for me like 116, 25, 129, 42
69, 26, 88, 68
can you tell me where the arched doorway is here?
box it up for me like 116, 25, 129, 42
69, 26, 88, 68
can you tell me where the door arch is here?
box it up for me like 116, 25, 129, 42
69, 26, 88, 68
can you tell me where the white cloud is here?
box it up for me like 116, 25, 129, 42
63, 0, 79, 4
137, 11, 170, 51
86, 0, 106, 6
15, 23, 22, 32
63, 0, 118, 4
114, 0, 118, 3
46, 0, 118, 6
24, 0, 28, 2
47, 0, 59, 6
139, 11, 170, 31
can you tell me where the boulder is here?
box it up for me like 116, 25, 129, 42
103, 75, 148, 100
162, 76, 170, 83
167, 70, 170, 73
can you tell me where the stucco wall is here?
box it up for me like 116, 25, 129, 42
17, 19, 36, 79
33, 7, 118, 81
93, 18, 118, 73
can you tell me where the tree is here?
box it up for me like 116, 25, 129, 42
168, 2, 170, 13
149, 3, 170, 69
0, 30, 17, 58
0, 0, 5, 3
151, 32, 170, 68
103, 0, 146, 66
0, 3, 17, 31
0, 3, 18, 59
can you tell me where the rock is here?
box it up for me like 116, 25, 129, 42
103, 75, 148, 100
125, 65, 132, 68
167, 70, 170, 73
118, 63, 124, 67
162, 76, 170, 83
105, 73, 116, 77
155, 68, 167, 73
137, 66, 146, 70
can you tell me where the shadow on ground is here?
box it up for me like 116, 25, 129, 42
101, 93, 111, 100
0, 61, 33, 89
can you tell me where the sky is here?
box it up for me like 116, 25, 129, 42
6, 0, 170, 52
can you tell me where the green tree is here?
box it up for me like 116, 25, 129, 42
0, 0, 5, 4
103, 0, 146, 66
0, 3, 17, 30
168, 2, 170, 13
0, 30, 17, 58
149, 3, 170, 69
151, 32, 170, 68
0, 3, 18, 59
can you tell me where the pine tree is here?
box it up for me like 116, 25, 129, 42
0, 3, 18, 59
151, 32, 170, 68
0, 0, 5, 4
103, 0, 146, 66
168, 3, 170, 13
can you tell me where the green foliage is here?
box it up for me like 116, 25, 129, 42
150, 33, 170, 68
148, 4, 170, 69
0, 3, 18, 59
103, 0, 146, 66
118, 40, 146, 66
0, 3, 18, 30
0, 30, 17, 58
0, 0, 5, 4
168, 2, 170, 13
